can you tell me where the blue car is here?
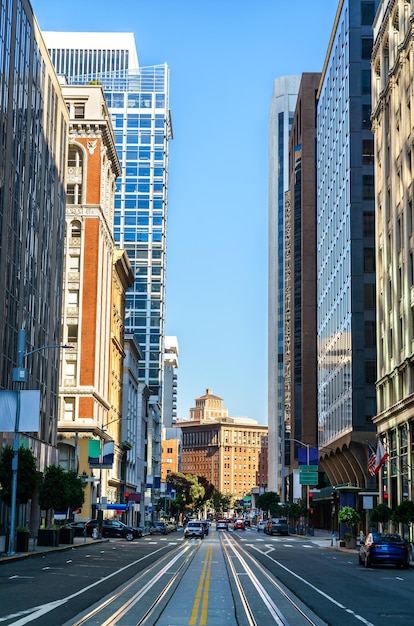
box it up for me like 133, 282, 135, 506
359, 532, 410, 568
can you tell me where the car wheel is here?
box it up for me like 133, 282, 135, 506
125, 531, 134, 541
402, 561, 410, 569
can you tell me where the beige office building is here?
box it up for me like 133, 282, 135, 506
175, 390, 268, 498
372, 0, 414, 511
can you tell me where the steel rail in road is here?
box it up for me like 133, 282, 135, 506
65, 529, 326, 626
68, 541, 199, 626
220, 531, 326, 626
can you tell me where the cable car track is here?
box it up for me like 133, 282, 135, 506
220, 531, 324, 625
66, 532, 326, 626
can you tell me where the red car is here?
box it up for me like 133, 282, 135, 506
233, 519, 245, 530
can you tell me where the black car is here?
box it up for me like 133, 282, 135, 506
359, 532, 410, 568
84, 519, 142, 541
264, 518, 289, 536
68, 521, 88, 537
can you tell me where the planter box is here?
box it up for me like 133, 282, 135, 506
37, 529, 60, 547
59, 528, 74, 544
16, 531, 29, 552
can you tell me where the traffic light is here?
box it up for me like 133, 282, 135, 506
125, 492, 130, 504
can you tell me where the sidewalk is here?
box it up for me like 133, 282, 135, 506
0, 535, 108, 564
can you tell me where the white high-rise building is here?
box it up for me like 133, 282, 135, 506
268, 76, 300, 497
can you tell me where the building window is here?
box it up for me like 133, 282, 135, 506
362, 140, 374, 165
67, 147, 83, 205
361, 37, 373, 60
63, 397, 75, 421
365, 320, 376, 346
364, 283, 375, 308
364, 248, 375, 272
361, 2, 375, 25
71, 220, 82, 238
362, 104, 371, 129
74, 103, 85, 119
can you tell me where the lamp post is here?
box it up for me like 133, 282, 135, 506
7, 329, 71, 556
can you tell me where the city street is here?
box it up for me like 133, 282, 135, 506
0, 526, 412, 625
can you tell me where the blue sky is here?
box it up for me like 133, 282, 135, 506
32, 0, 338, 424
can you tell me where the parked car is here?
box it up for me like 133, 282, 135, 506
150, 521, 170, 535
233, 519, 245, 530
257, 520, 266, 532
359, 532, 410, 568
264, 518, 289, 536
84, 519, 142, 540
68, 521, 88, 537
184, 521, 205, 539
216, 519, 228, 531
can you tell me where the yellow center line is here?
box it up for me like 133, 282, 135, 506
189, 544, 213, 625
200, 547, 212, 626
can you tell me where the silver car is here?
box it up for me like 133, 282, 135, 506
184, 521, 205, 539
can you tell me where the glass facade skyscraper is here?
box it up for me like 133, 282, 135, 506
0, 2, 68, 467
316, 1, 378, 471
44, 33, 172, 404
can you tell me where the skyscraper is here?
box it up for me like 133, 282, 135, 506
284, 73, 321, 501
0, 1, 68, 472
316, 0, 379, 488
268, 76, 300, 497
43, 31, 172, 408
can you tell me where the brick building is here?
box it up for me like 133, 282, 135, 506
175, 390, 268, 499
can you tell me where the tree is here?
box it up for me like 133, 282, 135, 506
38, 466, 84, 521
392, 500, 414, 527
0, 445, 39, 506
257, 491, 281, 517
284, 501, 306, 528
166, 472, 205, 516
370, 503, 393, 528
211, 489, 232, 516
338, 505, 361, 539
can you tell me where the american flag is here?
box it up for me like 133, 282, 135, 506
368, 446, 377, 476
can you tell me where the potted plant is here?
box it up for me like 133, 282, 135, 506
16, 527, 30, 552
37, 525, 60, 547
338, 506, 361, 548
58, 524, 74, 544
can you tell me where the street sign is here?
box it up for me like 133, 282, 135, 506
299, 465, 318, 485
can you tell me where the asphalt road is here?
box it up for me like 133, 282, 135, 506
0, 529, 413, 626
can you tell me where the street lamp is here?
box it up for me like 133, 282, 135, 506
7, 329, 71, 556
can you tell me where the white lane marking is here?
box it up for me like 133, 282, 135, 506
250, 545, 376, 626
0, 544, 172, 625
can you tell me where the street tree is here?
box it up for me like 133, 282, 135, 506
370, 503, 393, 529
0, 445, 39, 506
38, 466, 84, 524
257, 491, 281, 517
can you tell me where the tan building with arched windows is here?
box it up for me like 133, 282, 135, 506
175, 390, 268, 499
